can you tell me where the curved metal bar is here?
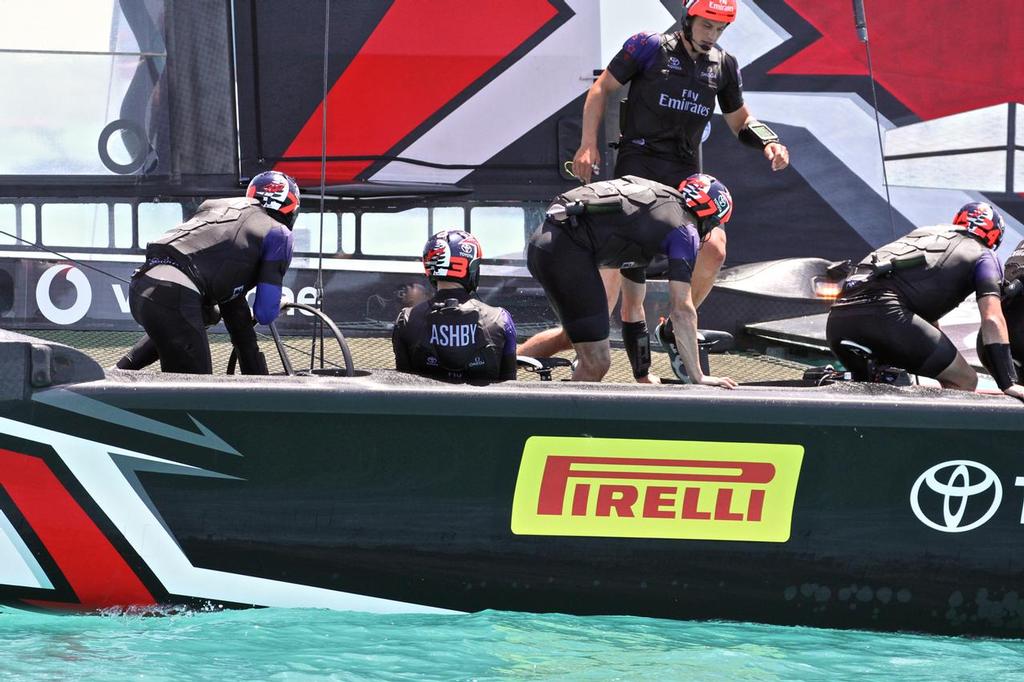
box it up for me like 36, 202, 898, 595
268, 321, 295, 376
277, 302, 354, 377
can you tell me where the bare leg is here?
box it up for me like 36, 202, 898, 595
935, 353, 978, 390
518, 269, 623, 357
690, 228, 727, 308
619, 276, 646, 324
572, 339, 611, 381
515, 326, 572, 357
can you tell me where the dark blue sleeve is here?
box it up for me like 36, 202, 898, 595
973, 250, 1003, 299
500, 309, 517, 356
607, 32, 663, 83
661, 225, 700, 283
253, 226, 294, 325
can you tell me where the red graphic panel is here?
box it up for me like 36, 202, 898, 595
773, 1, 1024, 121
0, 449, 154, 609
275, 0, 559, 183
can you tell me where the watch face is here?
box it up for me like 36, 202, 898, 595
748, 122, 777, 143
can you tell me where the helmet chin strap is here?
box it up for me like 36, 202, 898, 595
680, 17, 695, 47
680, 17, 710, 56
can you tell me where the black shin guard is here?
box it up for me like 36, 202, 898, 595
622, 321, 651, 379
982, 342, 1018, 390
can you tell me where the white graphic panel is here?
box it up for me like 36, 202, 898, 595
0, 509, 53, 589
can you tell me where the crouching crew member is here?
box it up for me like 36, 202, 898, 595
392, 230, 517, 382
116, 304, 221, 370
827, 202, 1024, 400
128, 170, 299, 374
527, 173, 737, 386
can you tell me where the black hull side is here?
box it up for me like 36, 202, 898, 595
0, 354, 1021, 636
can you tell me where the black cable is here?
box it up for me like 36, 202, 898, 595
0, 227, 132, 284
311, 0, 331, 372
854, 0, 898, 240
260, 154, 551, 171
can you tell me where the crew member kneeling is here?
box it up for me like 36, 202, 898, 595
827, 202, 1024, 400
392, 230, 517, 382
128, 170, 299, 374
527, 173, 737, 386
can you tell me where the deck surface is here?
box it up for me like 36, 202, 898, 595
23, 329, 812, 384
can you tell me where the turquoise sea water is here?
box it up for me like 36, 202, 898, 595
1, 608, 1023, 681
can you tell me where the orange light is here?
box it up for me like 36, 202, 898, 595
813, 278, 843, 299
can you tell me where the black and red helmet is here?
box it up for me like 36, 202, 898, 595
678, 173, 734, 238
246, 171, 301, 228
422, 230, 484, 291
953, 201, 1005, 249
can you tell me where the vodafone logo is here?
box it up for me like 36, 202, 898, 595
36, 265, 92, 325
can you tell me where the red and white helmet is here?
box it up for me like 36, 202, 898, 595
422, 230, 484, 291
246, 171, 301, 228
679, 173, 734, 238
953, 201, 1005, 249
684, 0, 738, 24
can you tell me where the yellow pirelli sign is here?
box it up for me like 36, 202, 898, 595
511, 436, 804, 542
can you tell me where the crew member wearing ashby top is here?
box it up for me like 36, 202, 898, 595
520, 0, 789, 359
827, 202, 1024, 400
128, 170, 299, 374
393, 230, 517, 382
528, 173, 737, 386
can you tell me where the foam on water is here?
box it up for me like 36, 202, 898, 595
0, 607, 1022, 680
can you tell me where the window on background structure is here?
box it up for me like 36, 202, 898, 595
20, 205, 38, 245
361, 208, 429, 257
41, 204, 111, 247
137, 202, 183, 247
113, 204, 133, 248
470, 207, 527, 260
432, 207, 465, 233
292, 212, 340, 255
0, 205, 18, 246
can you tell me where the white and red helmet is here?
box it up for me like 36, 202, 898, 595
246, 171, 301, 228
679, 173, 734, 238
953, 202, 1005, 249
422, 230, 484, 291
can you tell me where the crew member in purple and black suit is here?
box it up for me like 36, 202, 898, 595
520, 0, 789, 360
393, 230, 518, 383
126, 170, 299, 374
528, 173, 737, 386
828, 202, 1024, 400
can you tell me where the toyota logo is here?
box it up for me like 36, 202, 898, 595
910, 460, 1002, 533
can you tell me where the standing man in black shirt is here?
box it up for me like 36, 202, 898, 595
528, 172, 737, 386
520, 0, 788, 359
827, 202, 1024, 400
393, 230, 518, 383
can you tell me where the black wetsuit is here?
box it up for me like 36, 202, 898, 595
826, 226, 1002, 379
527, 176, 700, 342
1001, 239, 1024, 365
129, 197, 292, 374
392, 288, 518, 382
608, 31, 744, 186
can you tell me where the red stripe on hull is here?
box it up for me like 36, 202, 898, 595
0, 448, 155, 609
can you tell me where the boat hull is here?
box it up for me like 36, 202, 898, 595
0, 333, 1022, 636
